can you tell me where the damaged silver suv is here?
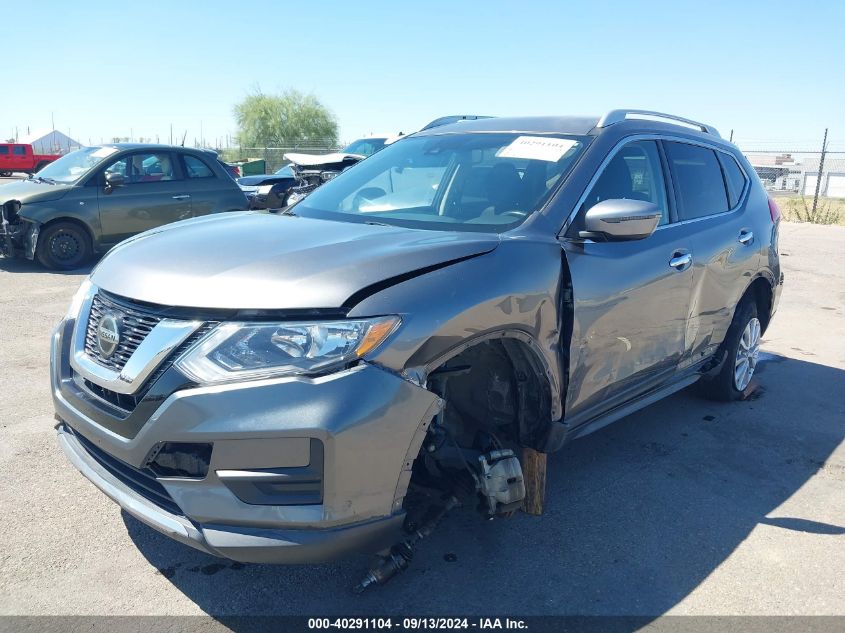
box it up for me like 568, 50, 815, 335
53, 111, 782, 585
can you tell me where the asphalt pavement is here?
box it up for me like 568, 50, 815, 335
0, 221, 842, 618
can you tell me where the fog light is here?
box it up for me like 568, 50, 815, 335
146, 442, 212, 478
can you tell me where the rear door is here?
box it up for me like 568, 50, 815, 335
662, 141, 759, 358
11, 145, 29, 171
561, 140, 695, 425
179, 153, 233, 216
96, 151, 192, 244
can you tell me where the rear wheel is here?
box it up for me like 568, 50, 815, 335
36, 221, 92, 270
701, 298, 760, 401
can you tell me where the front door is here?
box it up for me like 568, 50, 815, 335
561, 140, 695, 427
97, 151, 192, 245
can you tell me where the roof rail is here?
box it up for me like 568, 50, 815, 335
596, 109, 720, 137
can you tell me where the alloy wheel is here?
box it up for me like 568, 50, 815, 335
734, 317, 761, 391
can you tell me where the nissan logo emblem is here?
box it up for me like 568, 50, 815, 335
97, 313, 121, 358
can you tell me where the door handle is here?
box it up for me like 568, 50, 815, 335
172, 194, 190, 200
738, 230, 754, 245
669, 252, 692, 271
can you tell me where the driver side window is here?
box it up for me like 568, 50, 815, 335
583, 141, 669, 225
103, 153, 177, 185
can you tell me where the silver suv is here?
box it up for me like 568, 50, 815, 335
53, 111, 782, 573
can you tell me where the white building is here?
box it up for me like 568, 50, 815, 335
18, 129, 81, 155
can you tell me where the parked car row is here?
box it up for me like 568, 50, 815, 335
50, 110, 783, 584
238, 135, 397, 209
0, 144, 248, 269
1, 119, 489, 270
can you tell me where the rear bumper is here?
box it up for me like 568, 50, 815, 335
771, 271, 784, 320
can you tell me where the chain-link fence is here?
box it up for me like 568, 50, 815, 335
220, 143, 340, 174
742, 151, 845, 197
739, 146, 845, 224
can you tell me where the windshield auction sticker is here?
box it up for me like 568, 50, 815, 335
496, 136, 578, 162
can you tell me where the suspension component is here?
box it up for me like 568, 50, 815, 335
353, 494, 460, 593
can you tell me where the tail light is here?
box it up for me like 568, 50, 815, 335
767, 196, 781, 223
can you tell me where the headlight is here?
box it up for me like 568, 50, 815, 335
257, 184, 274, 195
65, 278, 93, 320
175, 316, 400, 384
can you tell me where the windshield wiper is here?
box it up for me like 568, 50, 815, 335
364, 220, 392, 227
27, 175, 56, 185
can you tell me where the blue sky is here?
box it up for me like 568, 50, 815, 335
3, 0, 843, 149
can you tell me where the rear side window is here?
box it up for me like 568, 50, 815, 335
718, 153, 748, 208
184, 155, 215, 179
664, 142, 730, 220
0, 146, 8, 155
13, 146, 26, 156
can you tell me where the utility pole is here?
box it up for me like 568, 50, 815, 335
811, 128, 828, 217
729, 129, 734, 143
170, 124, 173, 145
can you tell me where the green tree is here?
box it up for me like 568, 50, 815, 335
233, 89, 338, 147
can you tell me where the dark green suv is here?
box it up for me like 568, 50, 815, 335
0, 144, 248, 270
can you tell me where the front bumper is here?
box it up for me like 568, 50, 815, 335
51, 318, 441, 563
0, 218, 37, 260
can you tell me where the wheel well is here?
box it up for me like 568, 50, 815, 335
426, 338, 553, 451
744, 276, 774, 333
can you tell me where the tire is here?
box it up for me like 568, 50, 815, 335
0, 171, 11, 177
700, 298, 761, 401
36, 221, 92, 271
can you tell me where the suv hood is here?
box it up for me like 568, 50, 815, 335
91, 212, 499, 310
0, 179, 72, 205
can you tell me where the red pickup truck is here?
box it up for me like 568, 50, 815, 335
0, 143, 62, 177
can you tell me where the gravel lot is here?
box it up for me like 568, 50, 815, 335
0, 221, 843, 617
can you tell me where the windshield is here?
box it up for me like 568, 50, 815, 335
296, 133, 585, 233
35, 146, 118, 184
342, 138, 387, 157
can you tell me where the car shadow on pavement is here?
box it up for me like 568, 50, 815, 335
0, 257, 95, 275
123, 353, 845, 621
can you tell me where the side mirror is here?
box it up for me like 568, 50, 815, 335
580, 199, 661, 241
104, 172, 125, 192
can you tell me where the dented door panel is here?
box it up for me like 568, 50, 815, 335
561, 224, 694, 428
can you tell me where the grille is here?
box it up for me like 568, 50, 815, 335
84, 292, 164, 372
69, 426, 183, 516
78, 322, 217, 413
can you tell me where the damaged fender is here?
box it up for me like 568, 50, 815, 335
348, 237, 568, 449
